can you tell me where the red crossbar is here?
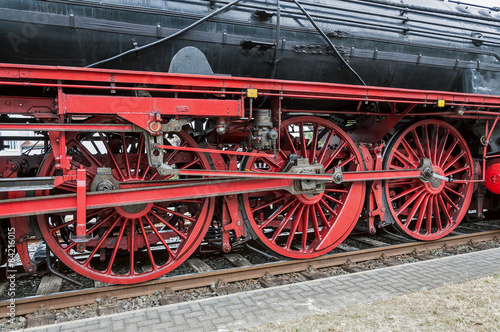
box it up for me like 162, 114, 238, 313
0, 178, 292, 219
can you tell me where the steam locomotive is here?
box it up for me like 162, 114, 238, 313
0, 0, 499, 284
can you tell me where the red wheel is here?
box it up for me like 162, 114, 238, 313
383, 120, 474, 240
37, 123, 214, 284
241, 117, 365, 258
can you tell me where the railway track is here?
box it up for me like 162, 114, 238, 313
1, 224, 499, 326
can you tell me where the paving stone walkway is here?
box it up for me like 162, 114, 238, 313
20, 248, 500, 332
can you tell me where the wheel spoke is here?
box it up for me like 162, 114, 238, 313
319, 198, 338, 217
443, 184, 464, 198
431, 125, 439, 165
389, 164, 405, 170
390, 185, 424, 203
285, 204, 304, 249
393, 148, 415, 168
271, 202, 300, 243
442, 151, 466, 172
323, 141, 347, 170
439, 140, 458, 168
121, 133, 132, 178
105, 218, 128, 274
423, 124, 432, 159
310, 205, 321, 240
129, 219, 135, 276
395, 188, 426, 216
410, 129, 426, 159
437, 194, 452, 227
402, 192, 426, 226
401, 138, 420, 164
433, 196, 442, 232
315, 202, 331, 228
388, 179, 418, 186
136, 133, 145, 177
436, 130, 449, 166
325, 187, 349, 194
309, 123, 319, 163
154, 204, 197, 222
444, 165, 470, 177
145, 215, 176, 259
441, 191, 459, 211
259, 199, 295, 229
98, 133, 124, 180
138, 217, 158, 272
86, 210, 116, 235
301, 206, 310, 252
323, 193, 343, 206
251, 196, 287, 213
317, 130, 335, 164
62, 242, 77, 254
284, 129, 298, 155
71, 140, 103, 168
414, 194, 430, 234
299, 122, 308, 159
50, 219, 76, 232
336, 155, 356, 169
425, 195, 433, 235
84, 216, 121, 267
150, 211, 188, 240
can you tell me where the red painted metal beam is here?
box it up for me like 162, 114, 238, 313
0, 123, 135, 132
0, 178, 292, 219
63, 95, 242, 117
157, 145, 274, 158
1, 64, 500, 109
162, 168, 424, 182
0, 96, 55, 115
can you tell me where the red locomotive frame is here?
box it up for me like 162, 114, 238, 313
1, 64, 499, 284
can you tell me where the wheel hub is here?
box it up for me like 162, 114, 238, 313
287, 157, 326, 195
424, 166, 446, 194
296, 192, 324, 204
90, 167, 119, 192
115, 203, 153, 218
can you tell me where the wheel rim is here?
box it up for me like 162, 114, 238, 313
242, 116, 365, 258
383, 120, 474, 240
37, 122, 214, 284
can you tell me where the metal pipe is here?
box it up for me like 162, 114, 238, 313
270, 0, 281, 79
290, 0, 367, 86
46, 246, 83, 287
87, 0, 244, 68
245, 243, 281, 261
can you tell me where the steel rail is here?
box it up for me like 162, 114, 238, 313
1, 230, 498, 318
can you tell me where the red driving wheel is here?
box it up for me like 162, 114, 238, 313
37, 120, 214, 284
382, 119, 474, 240
241, 116, 365, 258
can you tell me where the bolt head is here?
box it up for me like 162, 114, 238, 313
149, 122, 161, 132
